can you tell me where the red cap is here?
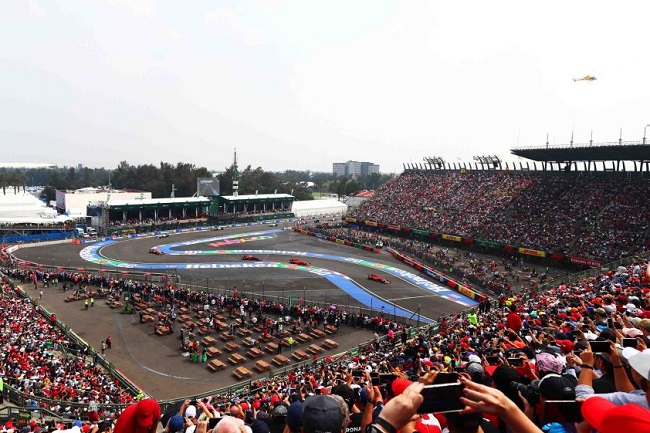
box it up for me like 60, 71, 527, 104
114, 399, 161, 433
582, 397, 650, 433
559, 340, 574, 354
391, 378, 413, 396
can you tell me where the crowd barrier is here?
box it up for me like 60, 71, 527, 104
386, 247, 485, 300
293, 228, 381, 254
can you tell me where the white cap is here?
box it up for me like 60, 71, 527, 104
628, 349, 650, 380
185, 405, 197, 418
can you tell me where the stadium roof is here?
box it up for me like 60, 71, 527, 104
511, 142, 650, 162
220, 193, 293, 201
105, 197, 210, 207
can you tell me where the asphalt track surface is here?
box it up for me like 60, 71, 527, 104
13, 226, 470, 400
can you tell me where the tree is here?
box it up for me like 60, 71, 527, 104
344, 178, 361, 195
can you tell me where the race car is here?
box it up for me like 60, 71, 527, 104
368, 273, 390, 284
242, 254, 262, 261
150, 248, 165, 255
157, 233, 169, 238
212, 226, 224, 231
289, 258, 310, 266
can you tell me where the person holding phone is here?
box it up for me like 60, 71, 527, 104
459, 378, 543, 433
575, 343, 649, 409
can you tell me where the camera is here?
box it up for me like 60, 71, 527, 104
510, 381, 539, 405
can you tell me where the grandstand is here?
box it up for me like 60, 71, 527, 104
350, 144, 650, 267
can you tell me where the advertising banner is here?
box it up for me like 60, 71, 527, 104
457, 285, 476, 299
477, 240, 501, 249
518, 247, 546, 257
442, 234, 462, 242
569, 257, 602, 267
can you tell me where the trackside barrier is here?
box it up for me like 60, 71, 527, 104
293, 228, 381, 253
386, 247, 485, 301
290, 228, 485, 301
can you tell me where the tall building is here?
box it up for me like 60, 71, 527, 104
332, 161, 380, 177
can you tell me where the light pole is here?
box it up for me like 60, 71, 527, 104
644, 124, 650, 145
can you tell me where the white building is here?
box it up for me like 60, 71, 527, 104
291, 199, 348, 217
56, 187, 152, 216
0, 188, 71, 224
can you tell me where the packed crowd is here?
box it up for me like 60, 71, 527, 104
0, 281, 135, 418
350, 171, 650, 262
4, 240, 650, 432
12, 256, 650, 432
107, 217, 186, 228
0, 265, 409, 415
4, 265, 409, 333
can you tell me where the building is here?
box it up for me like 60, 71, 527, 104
0, 188, 74, 243
291, 199, 347, 217
332, 161, 380, 177
55, 187, 152, 216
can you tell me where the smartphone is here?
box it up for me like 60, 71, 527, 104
485, 356, 499, 365
379, 373, 397, 385
352, 370, 365, 378
418, 383, 465, 414
543, 400, 583, 424
432, 372, 459, 385
208, 418, 220, 429
622, 338, 638, 348
589, 341, 611, 353
507, 357, 524, 367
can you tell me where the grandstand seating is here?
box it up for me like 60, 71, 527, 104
350, 171, 650, 262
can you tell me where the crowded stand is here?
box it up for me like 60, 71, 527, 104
137, 256, 650, 433
0, 281, 135, 415
350, 171, 650, 263
3, 249, 650, 432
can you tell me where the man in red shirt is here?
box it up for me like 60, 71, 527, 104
506, 305, 522, 334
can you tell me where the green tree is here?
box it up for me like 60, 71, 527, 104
344, 178, 361, 195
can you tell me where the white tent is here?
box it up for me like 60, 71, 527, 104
291, 199, 347, 217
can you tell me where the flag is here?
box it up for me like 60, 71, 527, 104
573, 75, 597, 82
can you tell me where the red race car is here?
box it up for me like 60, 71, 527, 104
368, 273, 390, 284
242, 255, 262, 261
149, 248, 164, 255
289, 258, 310, 266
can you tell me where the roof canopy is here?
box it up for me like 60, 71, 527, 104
511, 142, 650, 162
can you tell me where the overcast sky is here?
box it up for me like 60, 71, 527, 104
2, 1, 650, 174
